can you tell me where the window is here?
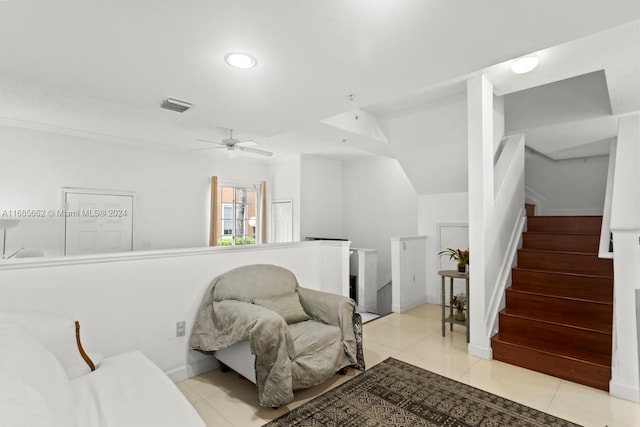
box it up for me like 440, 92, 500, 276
222, 204, 233, 235
217, 185, 257, 246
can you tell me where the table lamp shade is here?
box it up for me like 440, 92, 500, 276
0, 218, 21, 230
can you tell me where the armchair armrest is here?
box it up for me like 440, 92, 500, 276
191, 299, 296, 407
297, 287, 363, 370
297, 287, 354, 328
191, 300, 293, 357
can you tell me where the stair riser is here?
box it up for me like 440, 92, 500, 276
511, 269, 613, 302
492, 338, 609, 391
527, 216, 602, 234
498, 313, 611, 356
522, 233, 600, 253
517, 250, 613, 276
506, 290, 612, 328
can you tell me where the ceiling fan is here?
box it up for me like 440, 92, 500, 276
194, 129, 273, 157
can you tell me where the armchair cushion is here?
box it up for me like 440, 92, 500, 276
288, 320, 344, 389
212, 264, 298, 302
253, 292, 310, 324
297, 286, 360, 364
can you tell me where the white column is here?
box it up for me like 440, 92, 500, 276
467, 75, 494, 359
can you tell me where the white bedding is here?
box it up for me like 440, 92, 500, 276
0, 314, 205, 427
71, 351, 205, 427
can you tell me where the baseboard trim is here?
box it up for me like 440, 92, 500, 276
392, 297, 428, 314
610, 380, 640, 403
357, 304, 377, 313
468, 343, 492, 360
166, 356, 219, 383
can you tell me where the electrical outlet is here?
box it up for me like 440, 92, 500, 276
176, 321, 186, 337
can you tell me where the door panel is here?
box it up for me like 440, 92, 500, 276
270, 201, 293, 243
65, 193, 133, 255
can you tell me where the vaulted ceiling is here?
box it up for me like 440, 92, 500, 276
1, 1, 640, 160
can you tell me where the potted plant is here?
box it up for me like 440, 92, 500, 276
438, 248, 469, 273
451, 292, 467, 321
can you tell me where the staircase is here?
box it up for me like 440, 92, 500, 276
491, 215, 614, 391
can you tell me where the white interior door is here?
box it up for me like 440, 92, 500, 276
64, 192, 133, 255
270, 200, 293, 243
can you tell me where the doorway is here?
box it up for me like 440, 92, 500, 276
270, 200, 293, 243
63, 189, 134, 256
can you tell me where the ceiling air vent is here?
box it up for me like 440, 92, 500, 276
161, 97, 192, 113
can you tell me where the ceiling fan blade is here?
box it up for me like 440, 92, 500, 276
190, 146, 227, 152
236, 145, 273, 157
195, 138, 227, 147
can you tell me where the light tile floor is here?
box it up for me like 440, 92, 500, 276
177, 303, 640, 427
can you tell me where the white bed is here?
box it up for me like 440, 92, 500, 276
0, 312, 205, 427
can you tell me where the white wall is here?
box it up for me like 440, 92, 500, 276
300, 155, 344, 240
381, 91, 468, 194
417, 192, 469, 304
525, 151, 609, 215
0, 125, 269, 256
0, 241, 350, 381
390, 236, 428, 313
342, 156, 418, 289
494, 94, 505, 150
267, 155, 301, 241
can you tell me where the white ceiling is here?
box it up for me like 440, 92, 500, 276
2, 1, 640, 160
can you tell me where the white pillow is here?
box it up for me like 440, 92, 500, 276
0, 322, 77, 427
0, 312, 97, 379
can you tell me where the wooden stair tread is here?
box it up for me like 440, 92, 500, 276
499, 310, 611, 358
492, 334, 611, 391
517, 249, 613, 277
512, 267, 613, 280
512, 268, 615, 298
522, 233, 600, 253
492, 332, 611, 367
507, 287, 613, 304
525, 231, 600, 236
519, 248, 600, 255
501, 305, 612, 334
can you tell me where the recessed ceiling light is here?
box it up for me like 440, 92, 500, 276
224, 52, 258, 69
511, 55, 539, 74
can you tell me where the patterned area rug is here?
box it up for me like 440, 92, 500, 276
264, 358, 580, 427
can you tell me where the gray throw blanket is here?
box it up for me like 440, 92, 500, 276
190, 264, 364, 407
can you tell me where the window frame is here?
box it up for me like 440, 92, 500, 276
216, 181, 260, 246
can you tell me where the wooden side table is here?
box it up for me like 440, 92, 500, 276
438, 270, 470, 343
